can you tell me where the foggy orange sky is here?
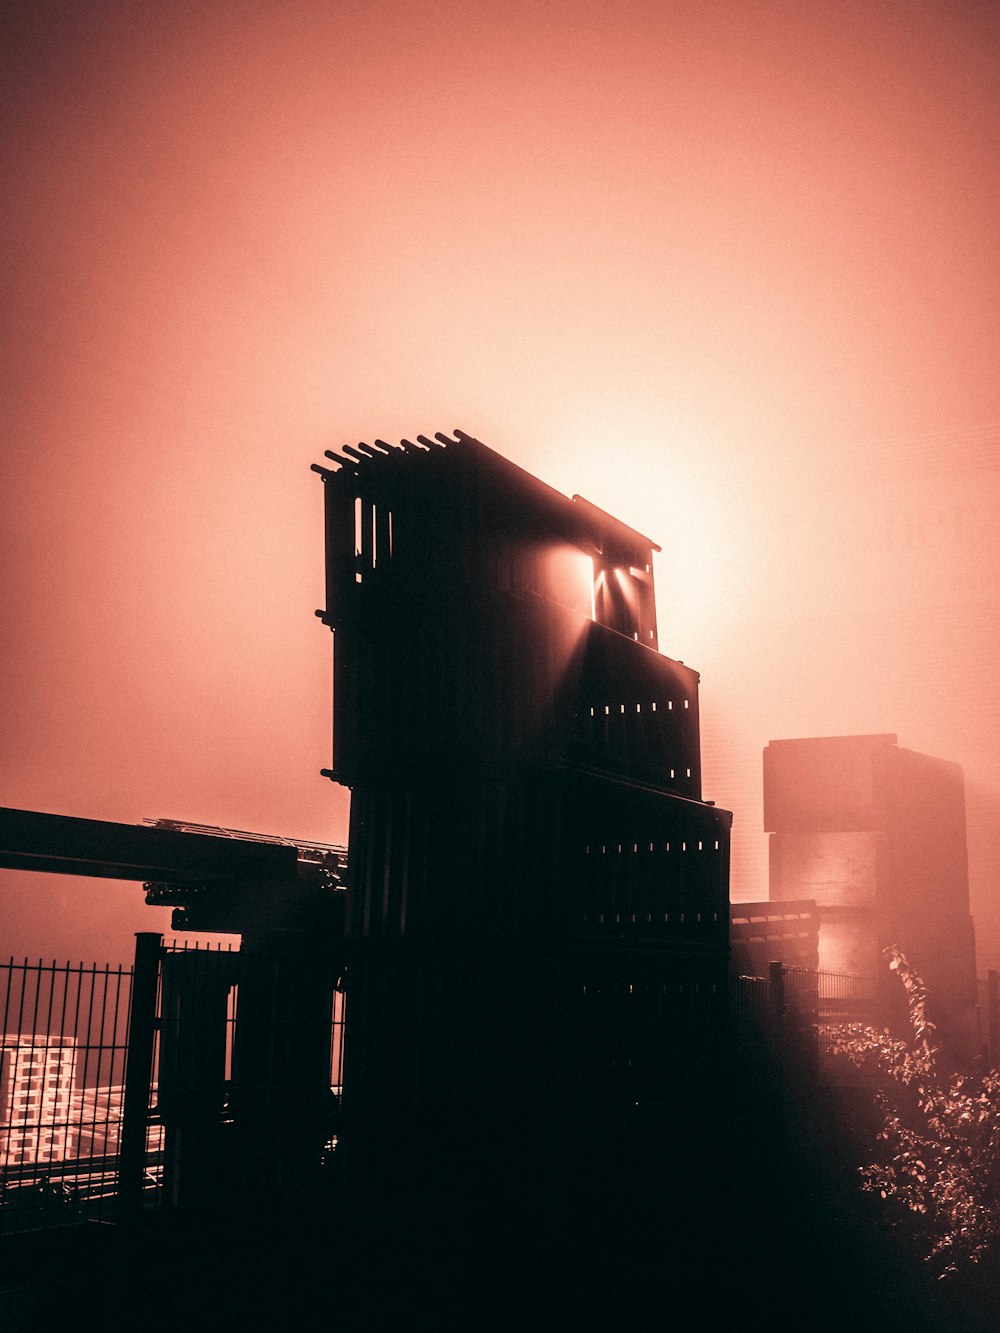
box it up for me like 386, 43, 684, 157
2, 0, 999, 965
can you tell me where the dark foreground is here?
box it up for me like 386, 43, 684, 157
3, 1086, 998, 1333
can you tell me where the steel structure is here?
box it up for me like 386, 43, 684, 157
0, 810, 348, 1207
314, 428, 732, 1185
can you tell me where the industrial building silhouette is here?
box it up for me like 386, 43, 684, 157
0, 432, 987, 1328
1, 432, 735, 1224
312, 428, 732, 1187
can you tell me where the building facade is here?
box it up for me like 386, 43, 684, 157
314, 429, 732, 1183
764, 732, 978, 1051
0, 1035, 77, 1166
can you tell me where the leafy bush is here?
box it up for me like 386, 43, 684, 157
825, 947, 1000, 1279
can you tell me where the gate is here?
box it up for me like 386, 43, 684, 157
0, 935, 346, 1236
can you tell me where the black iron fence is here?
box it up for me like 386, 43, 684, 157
1, 937, 347, 1238
978, 971, 1000, 1067
147, 939, 346, 1214
0, 956, 135, 1235
0, 934, 985, 1240
730, 963, 886, 1084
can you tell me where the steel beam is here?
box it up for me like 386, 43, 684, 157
0, 806, 298, 884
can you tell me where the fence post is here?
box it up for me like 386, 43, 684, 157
768, 960, 785, 1036
989, 970, 999, 1069
118, 931, 162, 1223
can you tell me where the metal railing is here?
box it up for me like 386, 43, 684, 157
13, 939, 985, 1236
730, 964, 887, 1084
978, 970, 1000, 1067
1, 938, 347, 1237
0, 957, 134, 1234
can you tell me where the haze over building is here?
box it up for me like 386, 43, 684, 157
2, 3, 998, 970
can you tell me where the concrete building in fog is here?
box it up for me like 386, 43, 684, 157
764, 733, 978, 1050
710, 423, 1000, 973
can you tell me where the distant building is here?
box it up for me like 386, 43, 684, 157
764, 733, 978, 1051
0, 1035, 77, 1165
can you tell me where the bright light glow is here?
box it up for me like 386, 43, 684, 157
537, 544, 595, 621
2, 1, 999, 967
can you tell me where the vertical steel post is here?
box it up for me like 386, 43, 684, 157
118, 931, 162, 1223
768, 960, 785, 1037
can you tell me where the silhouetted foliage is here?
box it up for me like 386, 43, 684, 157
826, 946, 1000, 1279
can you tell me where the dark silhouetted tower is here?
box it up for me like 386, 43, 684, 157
314, 430, 732, 1187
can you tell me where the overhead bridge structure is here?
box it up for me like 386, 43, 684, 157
0, 806, 346, 935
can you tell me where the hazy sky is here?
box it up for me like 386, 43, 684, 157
2, 0, 999, 964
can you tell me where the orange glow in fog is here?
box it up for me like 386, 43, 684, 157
1, 0, 999, 964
